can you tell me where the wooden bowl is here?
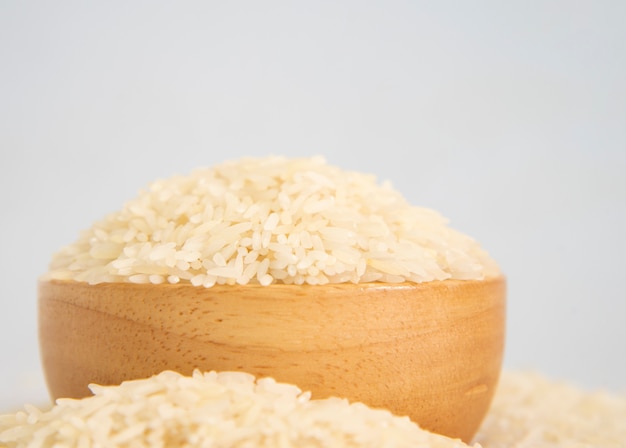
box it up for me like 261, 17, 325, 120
38, 276, 505, 441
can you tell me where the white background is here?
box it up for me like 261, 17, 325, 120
1, 1, 625, 410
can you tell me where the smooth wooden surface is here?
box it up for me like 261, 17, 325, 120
39, 277, 505, 441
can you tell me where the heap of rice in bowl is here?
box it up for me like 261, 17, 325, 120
0, 370, 476, 448
45, 156, 498, 287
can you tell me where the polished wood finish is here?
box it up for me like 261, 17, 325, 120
39, 277, 505, 441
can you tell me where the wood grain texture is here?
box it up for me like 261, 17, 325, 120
38, 277, 506, 441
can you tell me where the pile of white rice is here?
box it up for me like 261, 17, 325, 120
2, 371, 624, 447
0, 370, 475, 448
45, 156, 499, 287
474, 371, 626, 447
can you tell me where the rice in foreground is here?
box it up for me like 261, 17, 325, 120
45, 156, 499, 287
2, 371, 625, 447
474, 371, 626, 447
0, 370, 476, 448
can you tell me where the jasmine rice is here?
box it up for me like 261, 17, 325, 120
45, 156, 499, 286
0, 370, 476, 448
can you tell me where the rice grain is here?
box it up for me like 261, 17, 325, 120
45, 156, 499, 287
0, 370, 476, 448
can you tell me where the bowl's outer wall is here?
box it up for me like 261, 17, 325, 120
39, 277, 506, 441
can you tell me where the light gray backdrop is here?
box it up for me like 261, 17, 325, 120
1, 1, 625, 410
